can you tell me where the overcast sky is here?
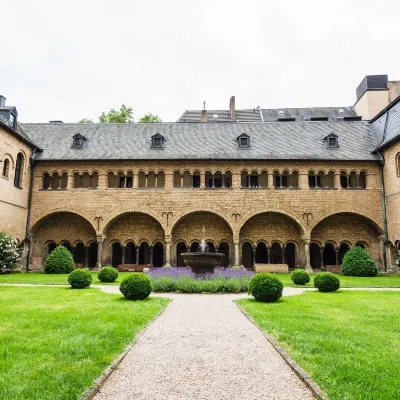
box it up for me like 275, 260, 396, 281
2, 0, 399, 123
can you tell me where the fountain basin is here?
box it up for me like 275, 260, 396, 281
181, 252, 225, 274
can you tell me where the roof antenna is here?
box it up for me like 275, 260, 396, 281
203, 101, 206, 110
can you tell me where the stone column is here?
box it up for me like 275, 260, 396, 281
121, 245, 126, 264
155, 174, 158, 188
133, 173, 138, 189
150, 246, 154, 266
200, 173, 205, 189
79, 175, 83, 188
48, 176, 53, 190
211, 175, 215, 188
89, 175, 93, 189
180, 175, 184, 188
282, 245, 285, 264
356, 174, 360, 189
135, 247, 140, 264
335, 247, 339, 265
67, 174, 73, 189
96, 236, 103, 269
234, 240, 240, 265
334, 173, 341, 189
320, 247, 324, 269
145, 174, 148, 188
84, 246, 89, 268
221, 174, 225, 188
252, 246, 257, 268
267, 247, 271, 263
302, 235, 312, 273
165, 237, 171, 265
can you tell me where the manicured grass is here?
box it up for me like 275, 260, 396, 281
1, 271, 400, 287
0, 286, 169, 400
238, 291, 400, 400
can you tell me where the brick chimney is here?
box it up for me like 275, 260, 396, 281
201, 101, 208, 122
0, 95, 6, 107
230, 96, 236, 120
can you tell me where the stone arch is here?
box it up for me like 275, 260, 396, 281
237, 208, 306, 236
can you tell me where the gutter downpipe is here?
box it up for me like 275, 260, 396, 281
25, 149, 36, 272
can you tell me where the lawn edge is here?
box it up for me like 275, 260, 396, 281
83, 297, 172, 400
235, 301, 328, 400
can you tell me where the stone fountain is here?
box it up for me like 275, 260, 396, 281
181, 228, 224, 274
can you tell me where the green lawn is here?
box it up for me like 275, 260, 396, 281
238, 291, 400, 400
0, 286, 169, 400
1, 271, 400, 288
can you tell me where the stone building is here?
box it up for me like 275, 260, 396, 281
1, 75, 400, 271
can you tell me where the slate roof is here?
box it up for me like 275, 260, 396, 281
370, 96, 400, 151
21, 121, 378, 161
0, 119, 39, 149
261, 107, 358, 122
177, 109, 262, 122
177, 107, 358, 122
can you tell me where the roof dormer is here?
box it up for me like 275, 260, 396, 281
72, 133, 88, 149
237, 133, 251, 148
151, 133, 165, 149
323, 133, 339, 148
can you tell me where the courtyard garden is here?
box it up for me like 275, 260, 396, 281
238, 290, 400, 400
0, 286, 169, 400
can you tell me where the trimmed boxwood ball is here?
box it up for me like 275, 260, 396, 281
68, 269, 92, 289
248, 273, 283, 302
291, 269, 310, 285
120, 273, 152, 300
98, 266, 118, 282
341, 246, 378, 277
314, 272, 340, 292
44, 246, 74, 274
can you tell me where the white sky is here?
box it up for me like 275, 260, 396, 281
2, 0, 400, 123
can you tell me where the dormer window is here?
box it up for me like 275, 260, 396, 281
72, 133, 87, 149
151, 133, 164, 149
324, 133, 339, 148
237, 133, 250, 148
9, 113, 15, 128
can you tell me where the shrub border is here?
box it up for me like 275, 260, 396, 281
83, 300, 171, 400
236, 302, 328, 400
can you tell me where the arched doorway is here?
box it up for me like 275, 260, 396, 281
190, 242, 199, 252
125, 242, 136, 264
112, 242, 122, 267
87, 242, 98, 269
338, 243, 350, 265
270, 243, 282, 264
207, 242, 215, 253
242, 242, 253, 269
255, 242, 268, 263
47, 242, 56, 255
176, 242, 187, 268
219, 242, 230, 266
285, 242, 296, 269
310, 243, 321, 269
60, 242, 72, 253
153, 242, 164, 267
323, 243, 337, 266
74, 242, 86, 265
139, 242, 150, 264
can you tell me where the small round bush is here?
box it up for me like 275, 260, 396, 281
291, 269, 310, 285
120, 273, 152, 300
68, 269, 92, 289
98, 266, 118, 282
341, 246, 377, 277
248, 273, 283, 302
314, 272, 340, 292
44, 246, 74, 274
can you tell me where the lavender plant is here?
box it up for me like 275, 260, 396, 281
147, 267, 254, 293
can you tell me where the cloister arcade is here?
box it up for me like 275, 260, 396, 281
28, 209, 384, 271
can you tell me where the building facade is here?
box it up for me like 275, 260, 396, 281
1, 75, 400, 272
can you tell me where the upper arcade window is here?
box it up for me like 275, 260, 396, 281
237, 133, 250, 148
9, 113, 16, 129
72, 133, 87, 149
151, 133, 164, 149
14, 153, 23, 188
2, 159, 10, 178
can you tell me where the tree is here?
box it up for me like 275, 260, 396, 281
99, 104, 134, 123
0, 232, 20, 273
79, 118, 93, 123
139, 113, 162, 123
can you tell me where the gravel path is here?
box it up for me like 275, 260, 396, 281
94, 293, 314, 400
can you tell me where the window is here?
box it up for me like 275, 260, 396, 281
237, 133, 250, 148
151, 134, 164, 149
14, 153, 23, 188
192, 174, 200, 188
2, 159, 10, 177
328, 137, 337, 147
10, 113, 16, 128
